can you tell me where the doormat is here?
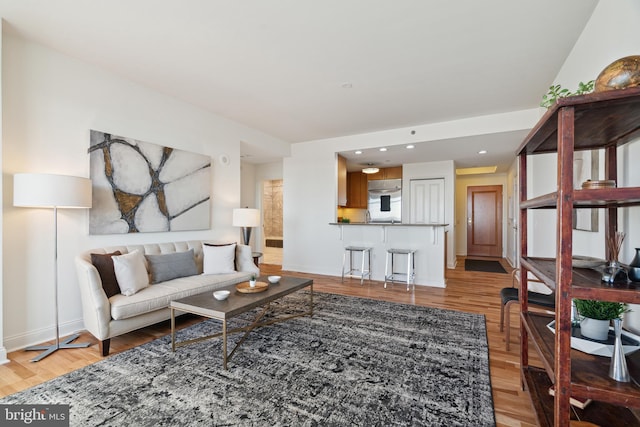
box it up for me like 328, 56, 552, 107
266, 239, 283, 248
465, 259, 508, 274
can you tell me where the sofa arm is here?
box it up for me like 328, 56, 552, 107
236, 244, 260, 274
75, 256, 112, 340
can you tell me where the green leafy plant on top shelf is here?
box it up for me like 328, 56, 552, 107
540, 80, 595, 109
574, 299, 629, 321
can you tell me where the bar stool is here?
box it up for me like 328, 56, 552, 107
342, 246, 372, 285
384, 248, 416, 291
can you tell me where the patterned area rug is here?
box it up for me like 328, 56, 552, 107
2, 292, 495, 426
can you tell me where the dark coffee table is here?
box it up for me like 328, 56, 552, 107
170, 275, 313, 369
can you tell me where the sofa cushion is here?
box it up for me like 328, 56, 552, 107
203, 243, 236, 274
145, 249, 197, 284
91, 251, 122, 298
109, 271, 250, 320
112, 250, 149, 296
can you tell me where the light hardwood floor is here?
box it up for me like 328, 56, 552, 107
0, 258, 537, 426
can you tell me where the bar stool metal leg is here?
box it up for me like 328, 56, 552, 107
341, 249, 347, 282
384, 250, 390, 288
406, 251, 411, 291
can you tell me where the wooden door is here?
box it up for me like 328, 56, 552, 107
467, 185, 502, 257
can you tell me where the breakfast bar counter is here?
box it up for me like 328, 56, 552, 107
329, 222, 448, 287
329, 222, 447, 226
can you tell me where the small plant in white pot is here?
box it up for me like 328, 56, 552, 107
249, 274, 257, 288
574, 299, 629, 341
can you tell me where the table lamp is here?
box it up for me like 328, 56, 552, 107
232, 208, 260, 246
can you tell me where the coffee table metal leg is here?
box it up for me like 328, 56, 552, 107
223, 319, 228, 370
171, 307, 176, 352
310, 284, 314, 317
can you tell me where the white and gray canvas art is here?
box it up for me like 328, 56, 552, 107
89, 130, 211, 234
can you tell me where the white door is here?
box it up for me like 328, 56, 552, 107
410, 178, 445, 224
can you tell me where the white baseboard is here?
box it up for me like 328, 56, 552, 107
4, 318, 86, 354
0, 347, 8, 365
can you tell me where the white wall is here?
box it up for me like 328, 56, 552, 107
455, 173, 509, 259
506, 160, 519, 267
0, 21, 5, 365
529, 0, 640, 329
1, 34, 288, 352
239, 160, 284, 253
254, 161, 283, 253
530, 0, 640, 262
283, 110, 538, 277
239, 161, 258, 247
554, 0, 640, 264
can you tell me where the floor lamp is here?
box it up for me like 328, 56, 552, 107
232, 208, 260, 246
14, 173, 93, 362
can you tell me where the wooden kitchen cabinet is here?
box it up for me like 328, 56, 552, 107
366, 166, 402, 180
347, 171, 368, 208
337, 154, 347, 206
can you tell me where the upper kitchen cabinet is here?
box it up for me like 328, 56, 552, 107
337, 154, 347, 206
367, 166, 402, 180
347, 171, 368, 209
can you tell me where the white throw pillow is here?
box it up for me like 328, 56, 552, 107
112, 250, 150, 296
203, 243, 237, 274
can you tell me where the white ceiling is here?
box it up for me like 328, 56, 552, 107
339, 129, 531, 172
0, 0, 599, 170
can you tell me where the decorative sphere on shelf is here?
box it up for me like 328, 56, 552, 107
594, 55, 640, 92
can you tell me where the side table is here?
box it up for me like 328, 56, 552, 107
252, 252, 262, 267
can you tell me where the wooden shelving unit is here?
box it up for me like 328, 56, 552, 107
517, 86, 640, 426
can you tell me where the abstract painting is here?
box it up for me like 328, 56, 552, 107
89, 130, 211, 234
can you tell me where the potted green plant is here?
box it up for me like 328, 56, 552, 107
249, 274, 257, 288
540, 80, 595, 109
574, 299, 629, 340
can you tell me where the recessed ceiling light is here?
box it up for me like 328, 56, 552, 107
379, 147, 387, 152
478, 150, 488, 154
406, 145, 415, 149
355, 150, 362, 154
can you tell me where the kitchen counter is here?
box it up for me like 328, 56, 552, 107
331, 222, 448, 287
329, 222, 447, 226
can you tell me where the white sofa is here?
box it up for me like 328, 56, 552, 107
75, 240, 259, 356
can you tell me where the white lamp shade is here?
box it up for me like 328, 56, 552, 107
14, 173, 92, 208
232, 208, 260, 227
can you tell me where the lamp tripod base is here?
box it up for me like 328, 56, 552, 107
26, 333, 90, 362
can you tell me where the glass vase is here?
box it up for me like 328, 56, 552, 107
602, 261, 628, 284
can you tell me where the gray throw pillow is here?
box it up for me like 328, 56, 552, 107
145, 249, 197, 284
